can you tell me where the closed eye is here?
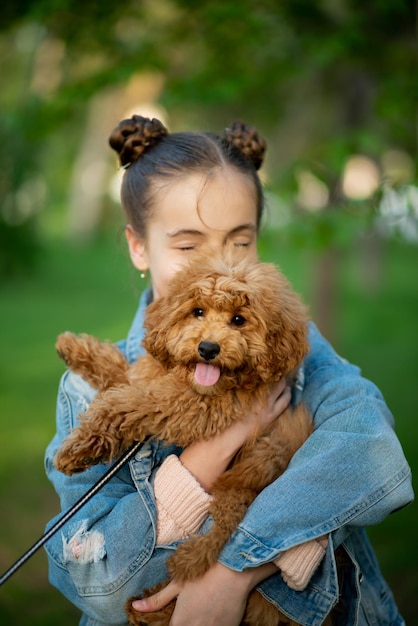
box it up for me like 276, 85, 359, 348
231, 314, 246, 327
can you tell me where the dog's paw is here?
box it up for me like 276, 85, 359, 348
54, 453, 97, 475
55, 332, 80, 367
54, 447, 98, 475
54, 433, 113, 475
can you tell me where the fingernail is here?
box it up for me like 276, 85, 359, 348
132, 599, 147, 610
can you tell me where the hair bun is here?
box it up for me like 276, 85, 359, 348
223, 121, 266, 170
109, 115, 168, 167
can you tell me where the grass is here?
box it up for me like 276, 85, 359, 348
0, 232, 417, 624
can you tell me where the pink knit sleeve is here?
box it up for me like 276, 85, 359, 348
154, 454, 213, 545
274, 537, 328, 591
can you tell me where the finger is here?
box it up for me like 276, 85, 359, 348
132, 580, 181, 612
271, 378, 286, 398
274, 385, 291, 412
277, 382, 291, 400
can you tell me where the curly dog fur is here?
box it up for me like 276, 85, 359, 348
54, 255, 321, 626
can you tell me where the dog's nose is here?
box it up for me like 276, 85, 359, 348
198, 341, 220, 361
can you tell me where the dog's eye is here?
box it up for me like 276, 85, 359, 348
194, 308, 204, 318
231, 315, 246, 327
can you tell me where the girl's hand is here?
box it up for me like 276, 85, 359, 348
132, 561, 278, 626
180, 379, 291, 491
247, 378, 292, 432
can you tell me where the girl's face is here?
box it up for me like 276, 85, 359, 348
126, 166, 259, 300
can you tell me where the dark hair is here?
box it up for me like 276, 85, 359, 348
109, 116, 267, 237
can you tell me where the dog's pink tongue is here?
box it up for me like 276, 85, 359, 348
194, 363, 221, 387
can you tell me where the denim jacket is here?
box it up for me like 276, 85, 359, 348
44, 289, 413, 626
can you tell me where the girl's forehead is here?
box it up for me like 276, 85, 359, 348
151, 168, 258, 231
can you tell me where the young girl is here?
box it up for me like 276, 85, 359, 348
44, 116, 413, 626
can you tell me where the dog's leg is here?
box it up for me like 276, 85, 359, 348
54, 382, 155, 474
54, 377, 199, 474
167, 485, 257, 582
168, 404, 313, 582
56, 332, 130, 390
54, 371, 196, 474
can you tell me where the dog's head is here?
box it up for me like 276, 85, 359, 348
143, 255, 309, 394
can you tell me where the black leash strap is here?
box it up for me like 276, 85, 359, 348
0, 441, 142, 587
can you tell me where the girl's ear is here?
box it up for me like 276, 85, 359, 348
125, 225, 148, 272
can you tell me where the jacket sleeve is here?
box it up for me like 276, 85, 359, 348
44, 370, 171, 624
218, 322, 414, 571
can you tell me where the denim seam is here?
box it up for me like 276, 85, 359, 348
59, 370, 74, 434
333, 464, 412, 527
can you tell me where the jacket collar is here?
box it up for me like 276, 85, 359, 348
125, 287, 153, 364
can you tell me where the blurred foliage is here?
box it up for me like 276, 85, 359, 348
0, 0, 416, 276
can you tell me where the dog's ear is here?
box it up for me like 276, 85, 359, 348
249, 264, 310, 382
142, 296, 175, 364
142, 281, 199, 364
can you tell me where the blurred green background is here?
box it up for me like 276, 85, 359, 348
0, 1, 417, 624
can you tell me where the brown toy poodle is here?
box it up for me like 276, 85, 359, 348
54, 255, 320, 626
